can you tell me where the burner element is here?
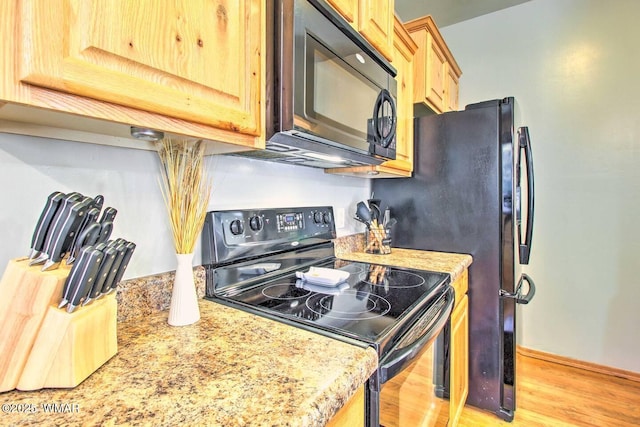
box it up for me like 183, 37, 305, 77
262, 284, 311, 300
305, 290, 391, 321
362, 267, 426, 289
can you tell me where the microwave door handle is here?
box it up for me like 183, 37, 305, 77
518, 126, 535, 265
378, 287, 454, 384
372, 89, 397, 148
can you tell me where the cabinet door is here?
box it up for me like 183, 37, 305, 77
18, 0, 262, 137
358, 0, 394, 61
450, 294, 469, 427
326, 0, 359, 27
382, 17, 415, 173
445, 64, 460, 112
426, 34, 446, 112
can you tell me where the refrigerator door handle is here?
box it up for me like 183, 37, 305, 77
500, 273, 536, 304
517, 126, 535, 265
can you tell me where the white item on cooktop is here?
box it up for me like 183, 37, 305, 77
295, 266, 350, 287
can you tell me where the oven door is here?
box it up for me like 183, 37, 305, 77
375, 286, 454, 427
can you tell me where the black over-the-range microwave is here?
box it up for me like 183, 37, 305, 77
231, 0, 398, 169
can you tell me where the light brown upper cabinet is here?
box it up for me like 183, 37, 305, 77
404, 16, 462, 114
325, 0, 359, 26
325, 15, 417, 179
326, 0, 394, 61
0, 0, 265, 151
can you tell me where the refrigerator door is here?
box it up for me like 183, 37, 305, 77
373, 99, 508, 415
373, 97, 534, 421
501, 122, 537, 419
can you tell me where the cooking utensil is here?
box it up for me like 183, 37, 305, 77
355, 201, 372, 227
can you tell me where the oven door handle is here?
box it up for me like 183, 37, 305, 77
378, 286, 454, 384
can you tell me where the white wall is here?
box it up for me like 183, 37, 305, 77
0, 133, 370, 279
441, 0, 640, 372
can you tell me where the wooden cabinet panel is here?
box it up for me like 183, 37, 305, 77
446, 63, 460, 112
326, 0, 359, 26
326, 385, 365, 427
17, 0, 262, 137
426, 35, 446, 112
358, 0, 394, 61
405, 15, 461, 114
381, 15, 415, 174
450, 286, 469, 426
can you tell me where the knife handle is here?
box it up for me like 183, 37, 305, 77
42, 193, 82, 257
89, 245, 118, 300
68, 207, 101, 263
99, 207, 117, 224
97, 221, 114, 243
91, 194, 105, 212
109, 241, 136, 293
61, 197, 93, 251
60, 245, 94, 307
46, 199, 91, 265
67, 248, 104, 312
29, 191, 65, 256
101, 243, 127, 295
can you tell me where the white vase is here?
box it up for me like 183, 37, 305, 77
168, 252, 200, 326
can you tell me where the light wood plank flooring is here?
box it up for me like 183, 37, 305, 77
456, 351, 640, 426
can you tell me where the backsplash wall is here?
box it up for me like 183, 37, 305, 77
0, 133, 370, 279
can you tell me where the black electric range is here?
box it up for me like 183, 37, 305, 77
201, 206, 453, 426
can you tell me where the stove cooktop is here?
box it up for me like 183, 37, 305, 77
201, 206, 452, 357
208, 257, 450, 352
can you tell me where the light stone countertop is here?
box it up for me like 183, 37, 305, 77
0, 234, 471, 426
334, 234, 472, 283
1, 299, 377, 427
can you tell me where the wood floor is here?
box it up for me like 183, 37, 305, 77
455, 350, 640, 427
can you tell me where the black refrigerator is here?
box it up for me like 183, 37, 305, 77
372, 97, 536, 421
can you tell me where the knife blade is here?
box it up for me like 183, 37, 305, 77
65, 247, 103, 313
83, 243, 117, 306
28, 191, 65, 259
40, 197, 93, 271
106, 241, 136, 294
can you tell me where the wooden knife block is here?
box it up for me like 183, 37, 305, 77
0, 258, 117, 392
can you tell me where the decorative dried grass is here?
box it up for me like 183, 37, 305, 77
156, 138, 212, 254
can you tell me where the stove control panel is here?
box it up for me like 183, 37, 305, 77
277, 211, 304, 232
202, 206, 337, 265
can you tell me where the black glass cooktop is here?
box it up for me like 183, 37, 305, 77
210, 258, 450, 347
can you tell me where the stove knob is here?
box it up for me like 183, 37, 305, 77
322, 212, 332, 224
313, 211, 323, 224
249, 215, 263, 231
229, 219, 244, 235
